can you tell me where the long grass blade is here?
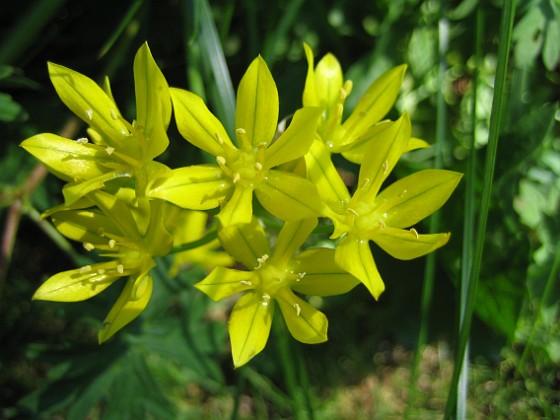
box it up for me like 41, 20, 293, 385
444, 1, 517, 417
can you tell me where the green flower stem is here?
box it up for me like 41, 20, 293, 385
444, 1, 516, 418
97, 0, 144, 59
169, 229, 218, 254
262, 0, 305, 67
407, 8, 448, 412
273, 310, 313, 420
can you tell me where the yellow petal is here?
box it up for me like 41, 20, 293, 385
372, 227, 450, 260
374, 169, 463, 229
271, 218, 318, 265
32, 262, 121, 302
236, 56, 279, 148
291, 248, 360, 296
170, 87, 233, 156
195, 266, 255, 301
302, 43, 318, 107
98, 271, 154, 343
149, 165, 231, 210
229, 291, 274, 368
217, 184, 254, 226
334, 235, 385, 299
276, 288, 328, 344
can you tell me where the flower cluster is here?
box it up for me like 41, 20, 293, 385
23, 42, 461, 367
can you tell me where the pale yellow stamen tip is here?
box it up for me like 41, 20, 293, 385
297, 272, 306, 282
235, 128, 246, 136
294, 303, 301, 316
232, 173, 241, 184
410, 228, 419, 239
254, 162, 263, 171
79, 265, 92, 274
261, 293, 271, 307
343, 80, 353, 96
378, 219, 387, 229
105, 146, 115, 155
361, 177, 370, 189
348, 208, 359, 217
215, 132, 224, 144
85, 109, 93, 120
110, 109, 118, 120
108, 239, 116, 248
117, 264, 124, 274
336, 103, 344, 118
76, 137, 89, 144
216, 156, 226, 166
97, 268, 106, 274
254, 254, 269, 269
83, 242, 95, 251
240, 280, 252, 286
382, 160, 389, 175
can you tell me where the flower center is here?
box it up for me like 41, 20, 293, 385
254, 256, 300, 298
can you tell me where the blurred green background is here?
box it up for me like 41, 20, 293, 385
1, 0, 558, 418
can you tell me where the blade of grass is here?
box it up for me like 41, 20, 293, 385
195, 0, 236, 137
444, 1, 517, 418
406, 8, 448, 414
0, 0, 68, 65
97, 0, 145, 59
262, 0, 305, 67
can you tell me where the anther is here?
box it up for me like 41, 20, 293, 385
97, 268, 106, 275
348, 208, 359, 216
254, 254, 269, 269
294, 303, 301, 316
215, 132, 225, 144
361, 177, 370, 190
343, 80, 353, 96
378, 219, 386, 229
117, 264, 124, 274
261, 293, 271, 306
232, 173, 241, 184
216, 156, 226, 166
240, 280, 253, 286
85, 109, 93, 120
108, 239, 116, 248
297, 272, 306, 282
76, 137, 89, 144
235, 128, 246, 136
336, 103, 344, 118
105, 146, 115, 155
382, 160, 389, 175
79, 265, 92, 274
410, 228, 419, 239
254, 162, 263, 171
110, 109, 118, 120
83, 242, 95, 251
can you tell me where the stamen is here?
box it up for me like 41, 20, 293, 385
117, 264, 124, 274
382, 160, 389, 175
240, 280, 253, 286
294, 303, 301, 316
336, 103, 344, 118
108, 239, 116, 248
261, 293, 271, 307
378, 219, 386, 229
97, 268, 106, 275
76, 137, 89, 144
361, 177, 370, 190
110, 109, 118, 120
105, 146, 115, 155
254, 254, 269, 269
79, 265, 92, 274
348, 208, 359, 216
85, 109, 93, 120
215, 132, 225, 144
83, 242, 95, 251
254, 162, 263, 171
235, 128, 246, 136
297, 272, 306, 282
343, 80, 353, 96
216, 156, 226, 166
410, 228, 419, 239
232, 173, 241, 184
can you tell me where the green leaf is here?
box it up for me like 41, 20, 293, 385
255, 170, 322, 221
170, 87, 233, 156
275, 287, 328, 344
543, 15, 560, 70
291, 248, 360, 296
229, 291, 274, 367
236, 56, 278, 148
149, 164, 231, 210
0, 91, 26, 122
195, 266, 255, 301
